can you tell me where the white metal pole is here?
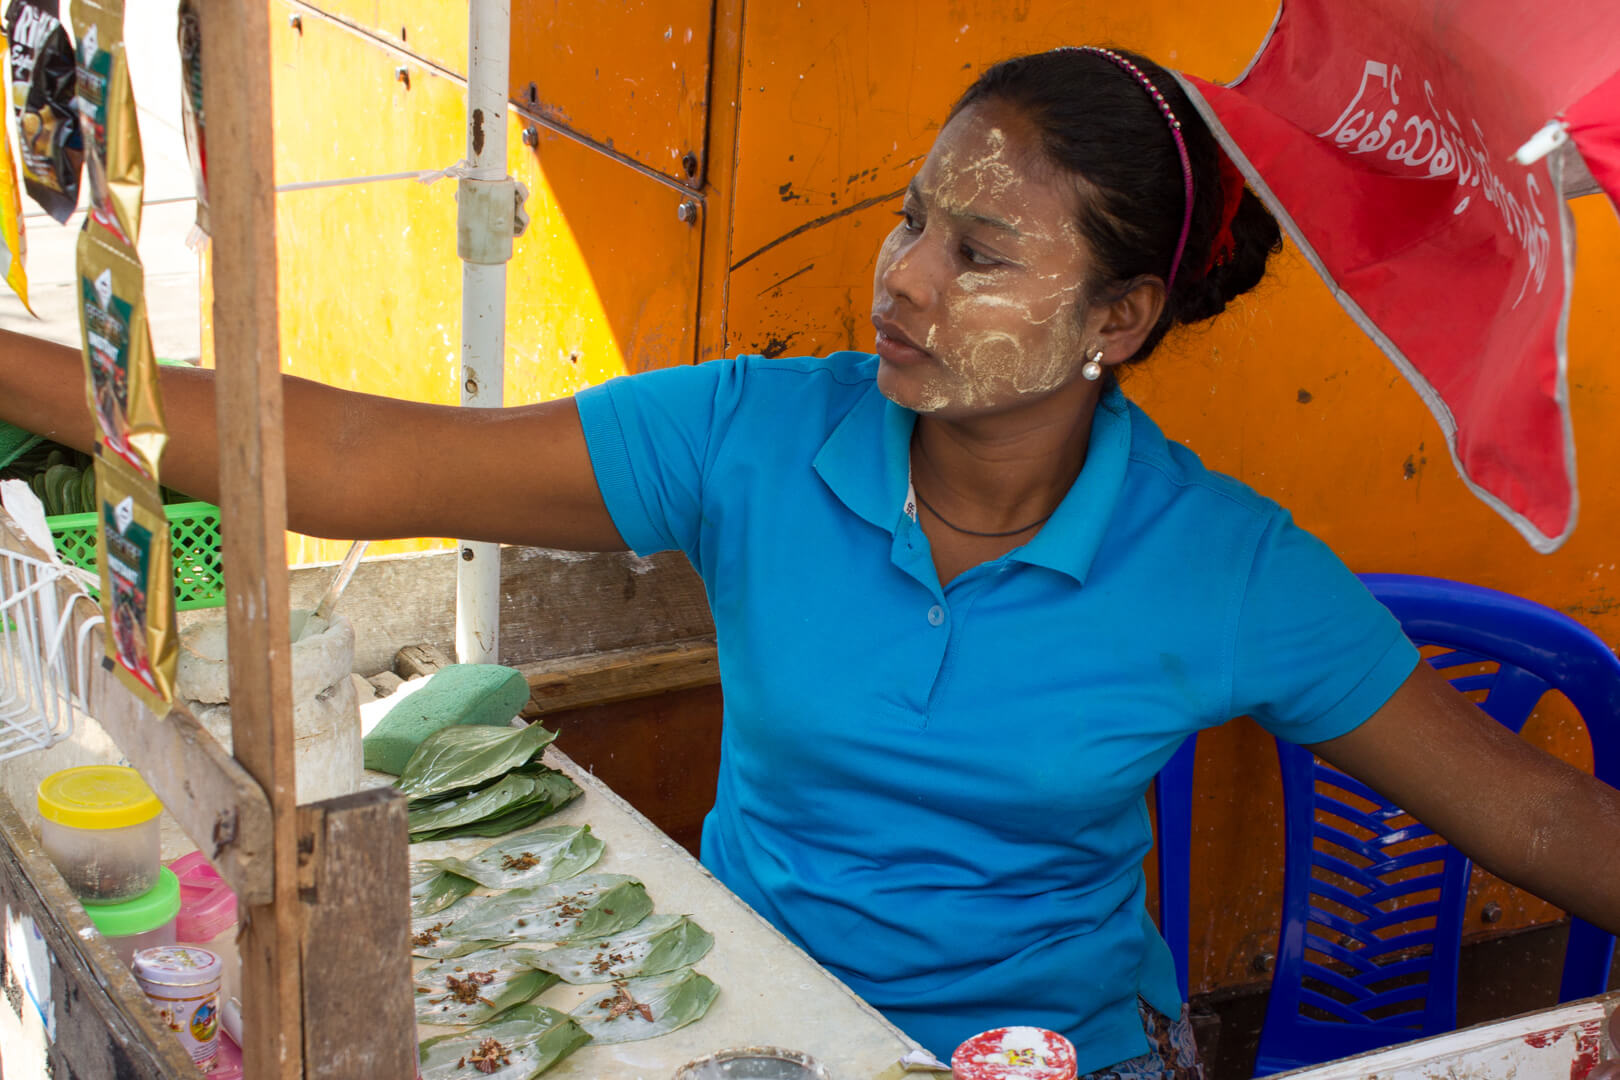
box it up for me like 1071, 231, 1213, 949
455, 0, 514, 665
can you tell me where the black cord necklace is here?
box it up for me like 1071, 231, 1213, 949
912, 487, 1054, 538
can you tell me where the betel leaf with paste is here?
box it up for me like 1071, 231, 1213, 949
418, 1003, 589, 1079
428, 824, 603, 890
569, 968, 720, 1044
399, 723, 557, 801
444, 874, 652, 945
414, 947, 559, 1027
411, 900, 501, 960
410, 861, 478, 919
526, 914, 714, 984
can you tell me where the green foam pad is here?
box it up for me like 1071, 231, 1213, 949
362, 664, 532, 775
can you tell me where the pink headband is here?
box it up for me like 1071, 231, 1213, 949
1067, 47, 1195, 293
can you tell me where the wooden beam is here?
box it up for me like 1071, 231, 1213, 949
83, 687, 275, 904
0, 515, 274, 904
297, 789, 415, 1079
197, 2, 303, 1076
518, 637, 720, 717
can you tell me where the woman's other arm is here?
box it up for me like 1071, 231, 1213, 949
1312, 660, 1620, 934
0, 328, 627, 550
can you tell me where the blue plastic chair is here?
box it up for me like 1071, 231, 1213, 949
1154, 572, 1620, 1075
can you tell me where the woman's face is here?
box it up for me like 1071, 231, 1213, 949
871, 100, 1102, 417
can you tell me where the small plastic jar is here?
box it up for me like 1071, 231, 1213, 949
169, 850, 242, 1008
84, 867, 181, 967
37, 765, 163, 903
132, 945, 222, 1070
168, 851, 238, 942
951, 1027, 1078, 1080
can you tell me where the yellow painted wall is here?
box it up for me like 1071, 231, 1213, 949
263, 0, 1620, 994
241, 0, 704, 563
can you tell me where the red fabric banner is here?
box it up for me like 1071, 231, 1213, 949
1181, 0, 1620, 551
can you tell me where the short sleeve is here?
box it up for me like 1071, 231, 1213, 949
1230, 511, 1420, 744
573, 359, 747, 560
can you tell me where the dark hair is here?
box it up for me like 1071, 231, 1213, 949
951, 47, 1282, 363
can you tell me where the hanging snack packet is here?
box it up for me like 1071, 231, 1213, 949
96, 460, 176, 714
176, 0, 207, 237
0, 29, 30, 311
77, 224, 167, 479
73, 0, 141, 244
4, 0, 82, 223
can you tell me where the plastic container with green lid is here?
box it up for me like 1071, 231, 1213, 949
38, 765, 164, 903
85, 867, 180, 967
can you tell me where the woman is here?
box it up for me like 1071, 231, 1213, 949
4, 46, 1618, 1079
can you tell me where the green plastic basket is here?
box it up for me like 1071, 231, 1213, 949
47, 501, 225, 611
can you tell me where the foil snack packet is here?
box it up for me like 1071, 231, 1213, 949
0, 28, 30, 310
95, 459, 176, 715
4, 0, 81, 223
73, 0, 141, 244
77, 224, 167, 479
177, 0, 207, 237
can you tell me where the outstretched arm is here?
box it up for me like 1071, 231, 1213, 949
1311, 659, 1620, 934
0, 328, 628, 551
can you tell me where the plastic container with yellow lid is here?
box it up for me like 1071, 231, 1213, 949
38, 765, 163, 903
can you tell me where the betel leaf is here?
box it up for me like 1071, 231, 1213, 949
415, 936, 501, 961
410, 862, 478, 919
409, 772, 539, 835
429, 825, 603, 890
414, 948, 559, 1027
399, 723, 558, 801
528, 914, 714, 984
412, 901, 502, 960
444, 875, 652, 945
570, 969, 719, 1044
418, 1002, 589, 1079
409, 770, 581, 843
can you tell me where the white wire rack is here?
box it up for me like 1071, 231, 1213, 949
0, 547, 102, 763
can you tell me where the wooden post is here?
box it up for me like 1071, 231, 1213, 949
297, 789, 415, 1078
196, 3, 303, 1077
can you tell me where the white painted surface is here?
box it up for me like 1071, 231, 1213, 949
1275, 995, 1615, 1080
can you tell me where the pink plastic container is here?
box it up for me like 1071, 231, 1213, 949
167, 851, 237, 942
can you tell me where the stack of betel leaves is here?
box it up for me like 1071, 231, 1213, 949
399, 723, 582, 842
405, 726, 720, 1078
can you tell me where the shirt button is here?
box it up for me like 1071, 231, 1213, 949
927, 605, 946, 626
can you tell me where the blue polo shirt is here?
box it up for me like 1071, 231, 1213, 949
575, 352, 1418, 1071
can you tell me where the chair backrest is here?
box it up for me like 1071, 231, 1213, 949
1155, 573, 1620, 1076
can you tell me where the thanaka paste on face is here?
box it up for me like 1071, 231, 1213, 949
873, 107, 1096, 414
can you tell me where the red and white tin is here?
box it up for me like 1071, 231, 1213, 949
951, 1026, 1079, 1080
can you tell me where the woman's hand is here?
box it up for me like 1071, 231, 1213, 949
1310, 660, 1620, 935
0, 328, 627, 551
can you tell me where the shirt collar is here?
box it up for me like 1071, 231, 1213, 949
813, 382, 916, 535
1012, 383, 1133, 584
812, 381, 1135, 585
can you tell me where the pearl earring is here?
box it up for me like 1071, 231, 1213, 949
1081, 347, 1104, 382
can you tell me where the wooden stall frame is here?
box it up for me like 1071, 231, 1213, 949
0, 3, 414, 1078
5, 0, 735, 1070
